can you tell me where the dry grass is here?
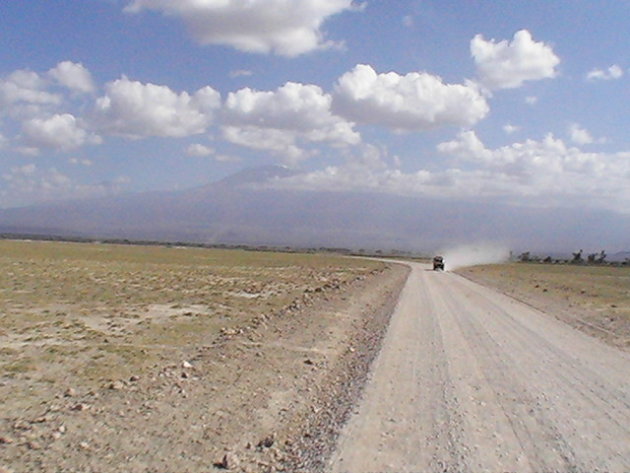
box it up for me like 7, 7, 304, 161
0, 240, 382, 390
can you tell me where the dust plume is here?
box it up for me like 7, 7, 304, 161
440, 243, 510, 271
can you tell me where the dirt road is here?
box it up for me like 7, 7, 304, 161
330, 262, 630, 473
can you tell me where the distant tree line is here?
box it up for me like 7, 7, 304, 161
518, 249, 629, 266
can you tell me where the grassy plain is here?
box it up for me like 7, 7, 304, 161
0, 240, 382, 391
457, 262, 630, 348
0, 239, 406, 473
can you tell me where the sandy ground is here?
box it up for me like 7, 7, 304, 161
0, 247, 409, 473
330, 262, 630, 473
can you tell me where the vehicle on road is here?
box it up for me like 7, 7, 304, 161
433, 256, 445, 271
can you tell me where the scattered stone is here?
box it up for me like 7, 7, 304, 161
109, 380, 124, 390
64, 388, 77, 397
182, 361, 193, 369
57, 425, 66, 434
12, 421, 29, 431
217, 452, 240, 470
70, 403, 90, 412
181, 371, 189, 379
303, 359, 314, 365
0, 435, 14, 444
258, 434, 275, 449
78, 441, 90, 450
51, 432, 62, 440
26, 440, 41, 450
129, 375, 140, 382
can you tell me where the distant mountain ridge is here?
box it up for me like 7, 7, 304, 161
1, 165, 629, 253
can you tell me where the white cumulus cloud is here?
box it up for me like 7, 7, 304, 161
332, 64, 489, 131
568, 123, 594, 145
223, 81, 359, 162
48, 61, 96, 94
93, 77, 220, 138
471, 30, 560, 90
124, 0, 355, 57
225, 82, 359, 144
0, 70, 61, 109
586, 64, 623, 81
568, 123, 606, 145
22, 113, 100, 152
503, 123, 520, 134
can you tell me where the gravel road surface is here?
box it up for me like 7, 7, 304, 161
330, 262, 630, 473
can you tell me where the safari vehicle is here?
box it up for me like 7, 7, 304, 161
433, 256, 445, 271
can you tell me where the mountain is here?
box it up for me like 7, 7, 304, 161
609, 251, 630, 262
1, 165, 629, 253
208, 164, 297, 190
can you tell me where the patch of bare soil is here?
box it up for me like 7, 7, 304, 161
0, 263, 408, 473
456, 263, 630, 350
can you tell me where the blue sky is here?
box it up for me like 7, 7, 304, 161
0, 0, 628, 214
